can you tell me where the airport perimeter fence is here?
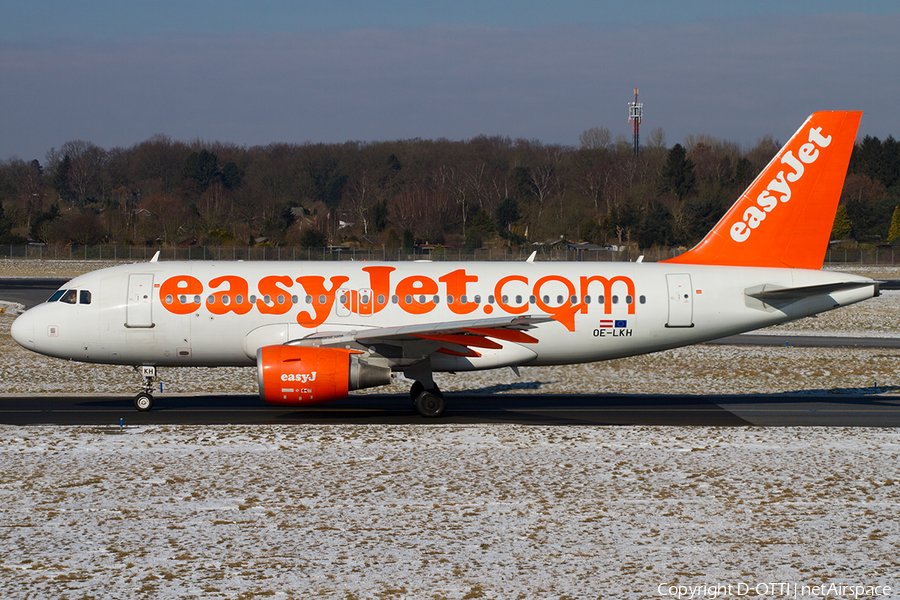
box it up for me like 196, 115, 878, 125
1, 244, 898, 265
0, 244, 661, 263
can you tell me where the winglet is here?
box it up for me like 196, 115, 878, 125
150, 251, 160, 263
664, 111, 862, 269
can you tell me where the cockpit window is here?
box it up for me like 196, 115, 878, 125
47, 289, 92, 304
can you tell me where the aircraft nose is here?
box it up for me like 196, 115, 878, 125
10, 311, 35, 350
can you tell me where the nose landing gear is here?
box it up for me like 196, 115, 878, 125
133, 365, 157, 411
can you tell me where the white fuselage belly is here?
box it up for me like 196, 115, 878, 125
17, 261, 876, 371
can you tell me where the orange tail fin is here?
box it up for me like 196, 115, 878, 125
663, 111, 862, 269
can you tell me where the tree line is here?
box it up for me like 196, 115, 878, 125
1, 129, 898, 251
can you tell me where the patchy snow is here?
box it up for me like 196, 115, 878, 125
0, 259, 130, 278
2, 425, 899, 599
0, 301, 24, 316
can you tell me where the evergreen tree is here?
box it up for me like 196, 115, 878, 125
465, 209, 495, 249
495, 197, 521, 231
384, 228, 401, 250
180, 150, 219, 192
369, 199, 389, 233
402, 228, 414, 252
733, 157, 753, 187
0, 200, 25, 244
831, 204, 852, 240
53, 154, 73, 200
0, 200, 8, 237
299, 228, 327, 248
658, 144, 696, 200
888, 206, 900, 244
220, 161, 244, 190
30, 204, 61, 242
637, 201, 673, 248
851, 136, 900, 190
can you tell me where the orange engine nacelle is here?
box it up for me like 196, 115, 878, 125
256, 345, 391, 405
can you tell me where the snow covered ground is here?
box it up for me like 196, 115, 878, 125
3, 426, 900, 599
3, 262, 900, 598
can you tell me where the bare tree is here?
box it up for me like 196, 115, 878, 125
579, 126, 612, 150
347, 171, 372, 235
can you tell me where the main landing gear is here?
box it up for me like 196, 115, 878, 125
410, 381, 445, 418
133, 365, 157, 411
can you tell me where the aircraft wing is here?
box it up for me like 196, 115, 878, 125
289, 315, 550, 358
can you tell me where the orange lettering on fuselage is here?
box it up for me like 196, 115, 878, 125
158, 269, 638, 330
439, 269, 479, 315
257, 275, 294, 315
295, 275, 350, 327
534, 275, 581, 332
494, 275, 529, 315
359, 266, 395, 315
158, 275, 203, 315
396, 274, 439, 315
579, 275, 636, 315
208, 275, 252, 315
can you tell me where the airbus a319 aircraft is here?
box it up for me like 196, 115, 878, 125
10, 111, 879, 417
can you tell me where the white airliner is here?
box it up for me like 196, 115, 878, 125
10, 111, 878, 417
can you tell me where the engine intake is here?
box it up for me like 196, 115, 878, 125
257, 345, 391, 405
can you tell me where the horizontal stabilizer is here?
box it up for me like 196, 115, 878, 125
746, 280, 878, 301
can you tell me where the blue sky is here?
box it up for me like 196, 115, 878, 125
2, 1, 899, 161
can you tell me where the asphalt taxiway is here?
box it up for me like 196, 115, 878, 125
2, 390, 900, 427
0, 277, 69, 308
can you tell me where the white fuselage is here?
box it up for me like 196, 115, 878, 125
10, 260, 877, 372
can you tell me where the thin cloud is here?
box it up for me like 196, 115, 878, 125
1, 13, 897, 161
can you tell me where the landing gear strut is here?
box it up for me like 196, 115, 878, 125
133, 365, 157, 411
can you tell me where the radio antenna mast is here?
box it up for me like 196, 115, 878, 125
628, 87, 643, 157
